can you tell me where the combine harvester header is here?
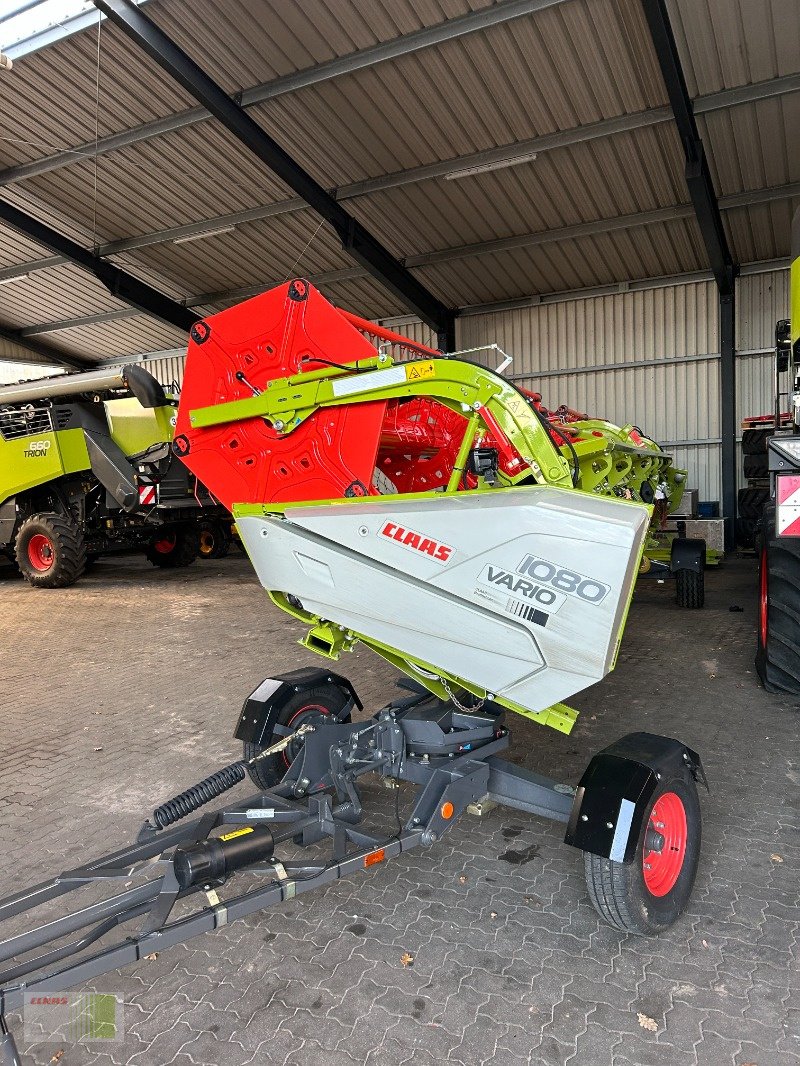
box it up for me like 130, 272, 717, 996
174, 279, 682, 731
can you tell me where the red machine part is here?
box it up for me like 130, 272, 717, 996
175, 279, 589, 507
175, 281, 390, 511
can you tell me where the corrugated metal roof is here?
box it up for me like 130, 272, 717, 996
0, 0, 795, 365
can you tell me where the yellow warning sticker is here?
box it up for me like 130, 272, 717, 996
406, 361, 436, 382
219, 826, 255, 842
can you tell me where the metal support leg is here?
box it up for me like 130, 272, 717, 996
0, 1015, 21, 1066
720, 287, 737, 551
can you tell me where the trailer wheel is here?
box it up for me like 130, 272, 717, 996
15, 512, 87, 589
583, 768, 701, 935
243, 685, 352, 790
755, 529, 800, 695
198, 521, 231, 559
675, 567, 704, 608
145, 529, 198, 568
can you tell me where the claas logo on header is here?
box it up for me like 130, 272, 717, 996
380, 521, 453, 563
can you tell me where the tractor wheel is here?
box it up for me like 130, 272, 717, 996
15, 512, 87, 589
743, 453, 769, 480
742, 428, 772, 455
243, 685, 352, 791
583, 767, 701, 935
756, 527, 800, 695
145, 529, 198, 568
675, 567, 704, 609
198, 521, 231, 560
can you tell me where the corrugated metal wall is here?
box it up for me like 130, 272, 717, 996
454, 269, 790, 505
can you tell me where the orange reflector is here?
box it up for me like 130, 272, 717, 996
441, 801, 454, 820
364, 849, 386, 867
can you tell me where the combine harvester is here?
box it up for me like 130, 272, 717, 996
0, 282, 705, 1063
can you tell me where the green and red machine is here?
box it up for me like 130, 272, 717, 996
0, 364, 229, 586
0, 282, 706, 1063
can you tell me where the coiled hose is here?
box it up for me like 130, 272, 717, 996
152, 761, 246, 829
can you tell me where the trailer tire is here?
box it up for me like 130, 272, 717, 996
756, 526, 800, 696
675, 567, 704, 608
15, 512, 87, 589
742, 428, 772, 455
583, 767, 701, 935
243, 685, 352, 790
145, 529, 198, 568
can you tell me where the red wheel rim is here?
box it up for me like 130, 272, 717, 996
27, 533, 54, 571
759, 547, 768, 648
643, 791, 687, 896
282, 703, 329, 767
153, 533, 177, 554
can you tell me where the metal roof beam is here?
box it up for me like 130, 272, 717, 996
642, 0, 736, 295
16, 180, 800, 337
0, 196, 199, 333
0, 0, 562, 188
0, 321, 90, 368
0, 63, 795, 196
93, 0, 454, 340
27, 249, 795, 344
0, 69, 794, 286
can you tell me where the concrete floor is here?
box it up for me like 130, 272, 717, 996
0, 551, 797, 1066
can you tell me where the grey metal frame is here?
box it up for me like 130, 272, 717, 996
0, 697, 575, 1024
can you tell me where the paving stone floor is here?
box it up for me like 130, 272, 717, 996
0, 551, 797, 1066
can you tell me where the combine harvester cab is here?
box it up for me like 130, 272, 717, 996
0, 282, 706, 1063
0, 364, 228, 586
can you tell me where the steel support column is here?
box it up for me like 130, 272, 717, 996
720, 290, 736, 550
93, 0, 454, 340
437, 312, 457, 354
642, 0, 738, 545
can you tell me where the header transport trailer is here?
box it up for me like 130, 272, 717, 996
0, 283, 706, 1065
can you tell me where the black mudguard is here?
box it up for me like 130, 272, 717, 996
564, 732, 706, 863
233, 667, 362, 746
670, 537, 705, 573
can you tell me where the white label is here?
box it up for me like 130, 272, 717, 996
331, 365, 407, 398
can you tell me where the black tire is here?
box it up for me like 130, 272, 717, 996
743, 453, 769, 479
14, 512, 86, 589
756, 524, 800, 695
198, 521, 231, 560
145, 529, 198, 568
243, 684, 352, 791
742, 428, 772, 455
675, 567, 704, 608
738, 486, 770, 519
584, 768, 701, 935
